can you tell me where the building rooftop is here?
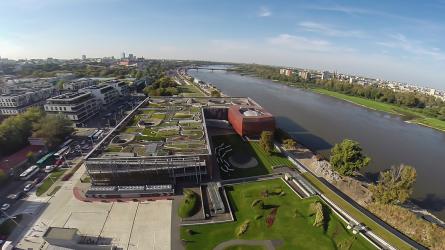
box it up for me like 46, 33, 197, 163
86, 96, 256, 160
47, 92, 91, 100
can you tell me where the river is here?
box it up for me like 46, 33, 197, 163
189, 68, 445, 220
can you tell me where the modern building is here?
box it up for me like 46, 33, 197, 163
279, 68, 293, 77
44, 92, 99, 125
83, 96, 265, 197
0, 87, 56, 116
62, 78, 98, 91
79, 85, 119, 106
298, 70, 311, 80
321, 71, 332, 80
227, 105, 275, 137
106, 80, 130, 97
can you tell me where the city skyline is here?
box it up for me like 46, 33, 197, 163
1, 0, 445, 88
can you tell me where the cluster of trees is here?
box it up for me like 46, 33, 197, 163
370, 164, 417, 205
259, 131, 274, 155
0, 108, 74, 156
310, 201, 326, 228
329, 139, 371, 176
143, 76, 179, 96
329, 139, 418, 205
236, 64, 445, 121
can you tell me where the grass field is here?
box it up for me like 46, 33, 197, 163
312, 88, 445, 132
302, 172, 411, 250
181, 179, 374, 250
180, 84, 206, 97
36, 169, 66, 196
211, 134, 293, 179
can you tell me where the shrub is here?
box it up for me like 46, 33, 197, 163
251, 199, 264, 208
178, 190, 199, 218
236, 220, 250, 237
310, 201, 325, 227
273, 188, 283, 195
266, 207, 278, 227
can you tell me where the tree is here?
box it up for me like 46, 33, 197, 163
210, 90, 221, 97
370, 164, 417, 205
0, 107, 44, 156
32, 115, 74, 148
283, 138, 296, 150
329, 139, 370, 176
259, 131, 274, 155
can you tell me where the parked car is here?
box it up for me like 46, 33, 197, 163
55, 158, 65, 166
7, 192, 25, 200
1, 204, 10, 211
44, 165, 57, 173
24, 183, 33, 192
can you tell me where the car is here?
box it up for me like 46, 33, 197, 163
1, 204, 10, 211
24, 183, 33, 192
33, 176, 43, 185
44, 165, 57, 173
55, 158, 65, 166
7, 192, 25, 200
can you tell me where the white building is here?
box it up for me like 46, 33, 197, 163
44, 92, 99, 125
0, 87, 56, 116
63, 78, 98, 91
106, 80, 130, 97
321, 71, 331, 80
79, 85, 119, 106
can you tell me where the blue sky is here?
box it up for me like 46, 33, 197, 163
1, 0, 445, 88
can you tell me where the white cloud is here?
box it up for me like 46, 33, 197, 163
267, 34, 336, 52
377, 33, 445, 60
258, 6, 271, 17
298, 21, 365, 38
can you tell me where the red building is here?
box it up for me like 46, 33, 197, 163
228, 105, 275, 137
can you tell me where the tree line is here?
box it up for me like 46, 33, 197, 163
235, 64, 445, 121
0, 108, 74, 157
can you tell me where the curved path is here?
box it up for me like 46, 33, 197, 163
213, 239, 277, 250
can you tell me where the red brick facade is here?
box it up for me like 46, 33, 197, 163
228, 105, 275, 137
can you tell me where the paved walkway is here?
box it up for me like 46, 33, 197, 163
213, 239, 276, 250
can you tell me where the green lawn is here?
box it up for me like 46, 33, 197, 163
178, 189, 200, 218
212, 135, 293, 179
301, 172, 412, 250
313, 88, 445, 132
224, 246, 265, 250
180, 84, 206, 97
181, 179, 374, 250
36, 169, 66, 196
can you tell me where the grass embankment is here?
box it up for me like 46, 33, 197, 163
302, 172, 412, 250
178, 189, 200, 218
224, 246, 265, 250
211, 135, 292, 179
181, 179, 374, 250
36, 169, 66, 196
179, 83, 206, 97
313, 88, 445, 132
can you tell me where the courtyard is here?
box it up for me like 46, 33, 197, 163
181, 179, 375, 250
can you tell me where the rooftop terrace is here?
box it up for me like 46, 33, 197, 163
87, 96, 256, 160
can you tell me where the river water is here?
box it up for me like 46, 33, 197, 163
189, 68, 445, 220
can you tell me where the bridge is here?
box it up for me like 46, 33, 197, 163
187, 66, 227, 71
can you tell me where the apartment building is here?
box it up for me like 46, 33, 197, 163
0, 87, 56, 116
44, 92, 99, 125
106, 80, 130, 97
79, 85, 119, 106
63, 78, 98, 91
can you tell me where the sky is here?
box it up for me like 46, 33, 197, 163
1, 0, 445, 89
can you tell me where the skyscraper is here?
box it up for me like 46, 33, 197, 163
121, 52, 126, 59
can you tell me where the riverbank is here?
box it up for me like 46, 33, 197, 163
312, 88, 445, 132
